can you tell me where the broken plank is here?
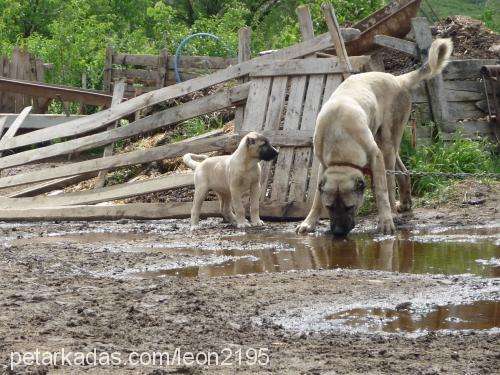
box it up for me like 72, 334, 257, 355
1, 27, 360, 152
442, 59, 498, 80
321, 3, 352, 73
0, 106, 32, 151
94, 80, 127, 189
6, 173, 98, 198
0, 201, 327, 221
0, 114, 87, 129
374, 35, 418, 57
249, 57, 370, 77
0, 173, 194, 208
0, 83, 250, 170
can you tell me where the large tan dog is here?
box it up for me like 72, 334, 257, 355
297, 38, 453, 236
183, 132, 278, 230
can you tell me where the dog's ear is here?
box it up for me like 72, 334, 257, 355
246, 137, 256, 146
355, 177, 365, 193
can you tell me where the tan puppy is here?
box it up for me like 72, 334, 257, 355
297, 38, 453, 236
183, 132, 278, 230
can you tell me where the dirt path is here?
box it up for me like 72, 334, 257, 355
0, 194, 499, 374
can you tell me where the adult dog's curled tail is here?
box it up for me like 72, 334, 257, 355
182, 153, 209, 170
397, 38, 453, 90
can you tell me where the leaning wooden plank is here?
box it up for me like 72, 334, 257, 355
6, 173, 98, 198
94, 80, 126, 189
374, 35, 418, 57
0, 114, 87, 130
249, 56, 370, 77
0, 83, 250, 170
321, 3, 353, 73
0, 77, 113, 107
0, 28, 360, 152
0, 173, 194, 208
0, 131, 314, 190
0, 116, 7, 140
0, 106, 32, 151
0, 201, 327, 221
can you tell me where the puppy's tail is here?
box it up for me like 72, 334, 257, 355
182, 153, 209, 170
397, 38, 453, 90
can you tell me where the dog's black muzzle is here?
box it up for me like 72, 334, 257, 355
259, 145, 279, 161
329, 211, 356, 237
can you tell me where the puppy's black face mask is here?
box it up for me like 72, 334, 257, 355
258, 141, 279, 161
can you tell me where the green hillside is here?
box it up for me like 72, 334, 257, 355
422, 0, 499, 31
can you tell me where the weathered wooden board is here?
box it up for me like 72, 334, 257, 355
0, 114, 87, 129
249, 56, 369, 77
442, 59, 498, 80
374, 35, 418, 57
0, 173, 194, 208
0, 201, 328, 221
94, 81, 126, 188
6, 173, 98, 198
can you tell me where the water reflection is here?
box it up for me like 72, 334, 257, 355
326, 301, 500, 332
146, 226, 500, 278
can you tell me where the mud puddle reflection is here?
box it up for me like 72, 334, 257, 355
145, 224, 500, 278
326, 301, 500, 333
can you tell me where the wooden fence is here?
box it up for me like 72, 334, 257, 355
103, 47, 237, 98
0, 48, 50, 113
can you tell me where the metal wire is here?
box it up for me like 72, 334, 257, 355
385, 170, 500, 179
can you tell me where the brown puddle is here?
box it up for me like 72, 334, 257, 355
326, 301, 500, 332
146, 225, 500, 278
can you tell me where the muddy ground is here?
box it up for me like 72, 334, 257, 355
0, 188, 499, 374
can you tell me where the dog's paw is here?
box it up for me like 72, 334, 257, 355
396, 200, 412, 213
251, 219, 265, 227
236, 221, 251, 229
377, 218, 395, 234
190, 224, 201, 231
295, 222, 316, 234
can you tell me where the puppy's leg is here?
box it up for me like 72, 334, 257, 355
220, 193, 237, 224
296, 165, 324, 234
190, 183, 209, 230
370, 148, 395, 234
396, 154, 412, 212
230, 182, 251, 229
249, 181, 264, 226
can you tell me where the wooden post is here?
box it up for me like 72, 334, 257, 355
234, 27, 251, 131
412, 17, 449, 129
158, 49, 169, 88
321, 3, 352, 75
93, 80, 126, 188
103, 46, 113, 93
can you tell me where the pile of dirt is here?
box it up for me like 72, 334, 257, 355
435, 16, 499, 60
380, 16, 499, 74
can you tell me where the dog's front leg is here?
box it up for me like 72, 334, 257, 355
370, 148, 395, 234
230, 182, 251, 229
296, 165, 324, 234
249, 181, 264, 226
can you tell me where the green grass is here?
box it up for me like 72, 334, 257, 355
169, 115, 225, 143
400, 129, 500, 198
